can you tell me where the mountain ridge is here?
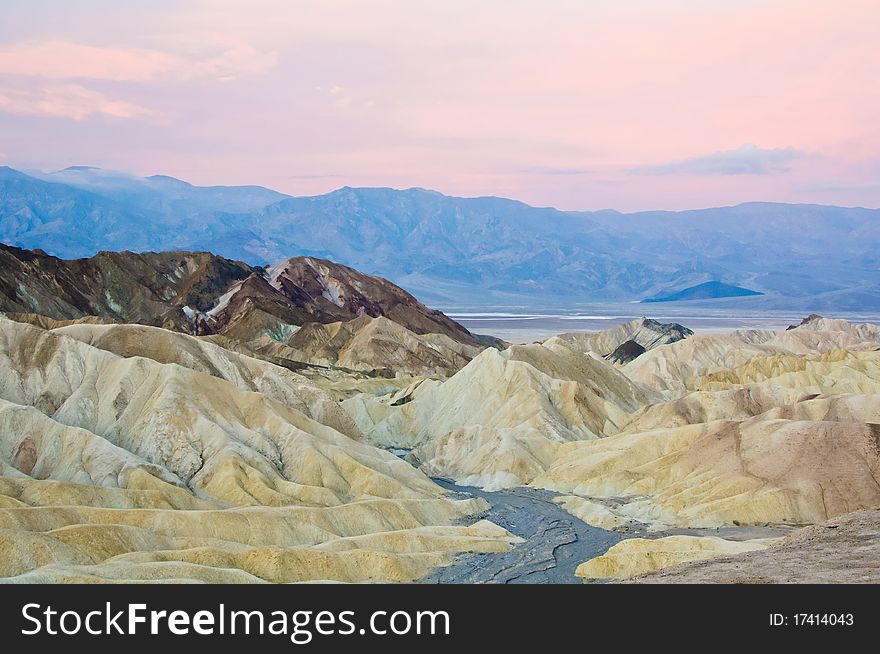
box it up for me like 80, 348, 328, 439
0, 243, 480, 348
2, 166, 878, 310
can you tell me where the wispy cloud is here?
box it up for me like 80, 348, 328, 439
0, 39, 275, 121
1, 1, 878, 209
631, 144, 805, 176
0, 84, 161, 121
0, 40, 276, 82
317, 84, 366, 110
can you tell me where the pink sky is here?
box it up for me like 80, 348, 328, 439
1, 0, 878, 210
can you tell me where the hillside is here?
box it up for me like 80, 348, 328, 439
642, 281, 763, 303
0, 243, 477, 345
3, 167, 879, 309
2, 249, 880, 582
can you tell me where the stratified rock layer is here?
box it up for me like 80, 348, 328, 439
346, 340, 655, 489
576, 535, 774, 580
536, 318, 880, 530
0, 244, 480, 347
627, 510, 880, 583
0, 316, 516, 583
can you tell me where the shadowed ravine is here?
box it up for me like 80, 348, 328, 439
420, 479, 623, 584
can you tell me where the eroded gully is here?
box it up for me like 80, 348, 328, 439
420, 478, 623, 584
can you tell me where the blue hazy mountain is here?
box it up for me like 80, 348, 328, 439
2, 166, 878, 311
31, 166, 289, 214
0, 166, 288, 260
642, 281, 763, 303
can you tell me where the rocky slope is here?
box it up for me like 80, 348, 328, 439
623, 317, 880, 395
0, 243, 252, 333
342, 315, 880, 537
345, 338, 657, 489
551, 318, 693, 360
266, 257, 478, 344
534, 412, 880, 528
576, 535, 775, 581
283, 315, 481, 376
605, 340, 647, 365
627, 510, 880, 583
48, 322, 361, 438
3, 249, 880, 584
1, 244, 483, 376
0, 316, 516, 582
1, 244, 477, 342
531, 317, 880, 533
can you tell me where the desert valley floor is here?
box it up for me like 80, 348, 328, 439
0, 244, 878, 583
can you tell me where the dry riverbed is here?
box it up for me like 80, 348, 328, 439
421, 478, 795, 584
421, 479, 622, 583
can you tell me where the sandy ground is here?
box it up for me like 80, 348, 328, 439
627, 510, 880, 583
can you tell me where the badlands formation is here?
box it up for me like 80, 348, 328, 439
0, 316, 517, 583
0, 247, 518, 582
1, 245, 879, 583
575, 535, 776, 581
344, 313, 880, 581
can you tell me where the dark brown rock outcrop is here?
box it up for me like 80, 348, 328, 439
0, 243, 479, 347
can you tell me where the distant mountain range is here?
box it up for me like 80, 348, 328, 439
2, 165, 878, 310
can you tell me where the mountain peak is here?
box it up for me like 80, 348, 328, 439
3, 165, 879, 309
642, 281, 764, 304
145, 174, 193, 187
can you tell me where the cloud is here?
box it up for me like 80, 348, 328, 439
0, 39, 275, 122
319, 85, 360, 110
0, 40, 276, 82
0, 84, 161, 121
630, 144, 806, 176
